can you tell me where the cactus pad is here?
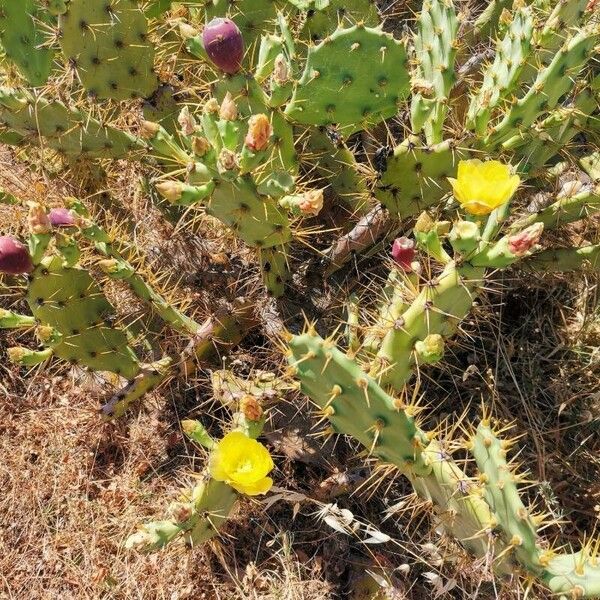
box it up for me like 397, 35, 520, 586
285, 25, 409, 133
26, 255, 140, 378
206, 176, 292, 248
375, 137, 468, 217
0, 88, 145, 158
0, 0, 54, 86
59, 0, 157, 100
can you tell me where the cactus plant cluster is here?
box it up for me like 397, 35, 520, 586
0, 0, 599, 596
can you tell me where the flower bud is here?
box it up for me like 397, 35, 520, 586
178, 106, 197, 136
204, 98, 220, 114
414, 334, 444, 364
156, 181, 184, 203
219, 92, 238, 121
218, 148, 238, 171
191, 136, 211, 157
508, 223, 544, 256
140, 120, 160, 139
298, 190, 324, 216
48, 207, 77, 228
244, 114, 272, 152
240, 395, 263, 422
273, 53, 290, 84
27, 202, 51, 235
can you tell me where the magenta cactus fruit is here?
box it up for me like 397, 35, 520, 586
0, 236, 33, 275
391, 237, 416, 271
202, 18, 244, 74
48, 207, 76, 227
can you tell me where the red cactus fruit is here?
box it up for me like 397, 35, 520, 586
0, 236, 33, 275
202, 18, 244, 75
48, 207, 76, 227
391, 237, 416, 271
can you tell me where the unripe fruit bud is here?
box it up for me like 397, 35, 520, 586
28, 202, 51, 235
0, 236, 33, 274
202, 18, 244, 75
244, 114, 272, 152
391, 237, 416, 271
48, 207, 77, 228
508, 223, 544, 256
219, 92, 238, 121
414, 334, 444, 364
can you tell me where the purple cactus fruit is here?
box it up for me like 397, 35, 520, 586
391, 237, 416, 271
49, 207, 76, 228
0, 236, 33, 275
202, 18, 244, 75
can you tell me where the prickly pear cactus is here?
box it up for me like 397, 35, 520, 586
59, 0, 157, 100
375, 138, 468, 217
285, 24, 410, 133
26, 255, 141, 377
0, 88, 145, 157
0, 0, 54, 85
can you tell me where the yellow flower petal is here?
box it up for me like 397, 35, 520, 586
230, 476, 273, 496
208, 431, 274, 496
449, 159, 520, 216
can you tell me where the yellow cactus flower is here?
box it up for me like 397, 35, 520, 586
209, 431, 274, 496
448, 159, 520, 216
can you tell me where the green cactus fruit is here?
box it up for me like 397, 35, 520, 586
410, 0, 459, 144
26, 255, 140, 378
0, 88, 145, 158
59, 0, 157, 100
206, 176, 292, 249
0, 0, 54, 86
0, 309, 36, 329
375, 137, 468, 217
126, 478, 237, 551
466, 2, 534, 136
285, 24, 409, 134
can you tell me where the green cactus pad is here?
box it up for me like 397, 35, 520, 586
0, 0, 54, 86
299, 0, 380, 42
375, 262, 484, 390
466, 2, 534, 135
260, 246, 290, 297
410, 0, 458, 143
288, 331, 430, 473
285, 24, 409, 134
472, 423, 541, 572
59, 0, 157, 100
0, 88, 145, 158
375, 137, 468, 217
485, 26, 599, 147
206, 176, 292, 248
26, 255, 140, 378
